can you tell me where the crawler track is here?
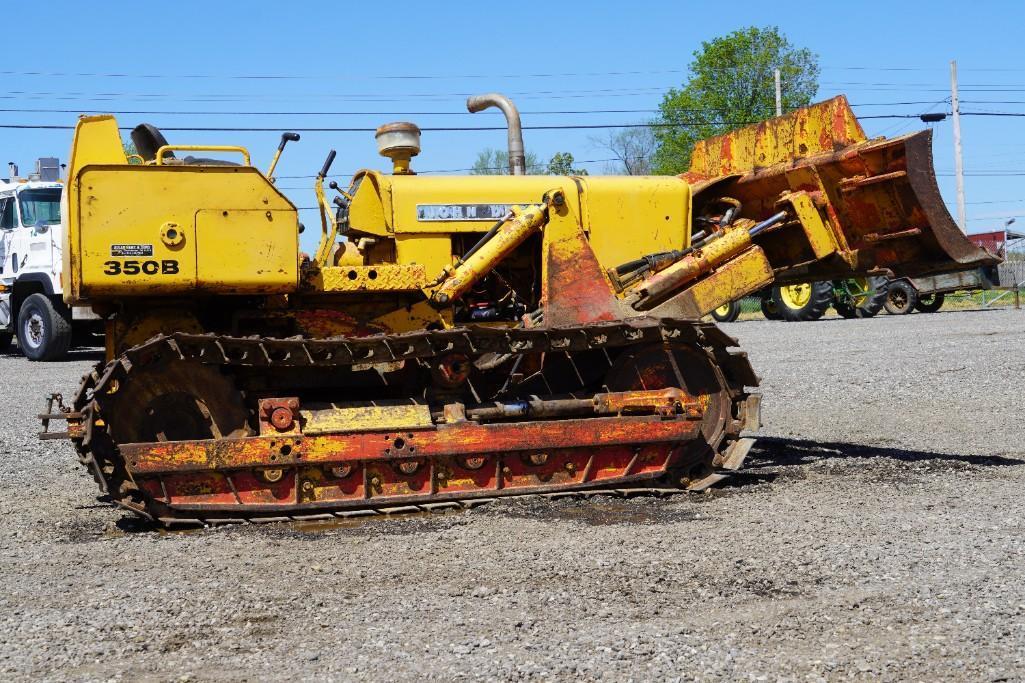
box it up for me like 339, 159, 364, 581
59, 318, 759, 526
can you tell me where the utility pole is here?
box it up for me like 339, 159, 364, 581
774, 68, 782, 117
951, 59, 966, 232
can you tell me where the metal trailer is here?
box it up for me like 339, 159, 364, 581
884, 227, 1022, 314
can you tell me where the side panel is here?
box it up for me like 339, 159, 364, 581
577, 176, 690, 271
386, 174, 582, 234
73, 166, 297, 297
196, 209, 298, 293
394, 234, 454, 278
75, 168, 197, 294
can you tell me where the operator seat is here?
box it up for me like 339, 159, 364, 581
130, 123, 240, 166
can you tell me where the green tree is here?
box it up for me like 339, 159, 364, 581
591, 128, 655, 175
546, 152, 588, 176
652, 26, 819, 174
123, 139, 142, 164
470, 148, 588, 175
470, 148, 544, 175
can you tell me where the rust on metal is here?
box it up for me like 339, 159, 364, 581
684, 96, 999, 284
61, 321, 751, 524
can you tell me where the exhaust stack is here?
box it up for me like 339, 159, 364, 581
467, 93, 525, 175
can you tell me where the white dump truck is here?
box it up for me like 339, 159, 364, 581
0, 159, 100, 360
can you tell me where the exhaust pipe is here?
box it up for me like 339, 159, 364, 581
467, 93, 525, 175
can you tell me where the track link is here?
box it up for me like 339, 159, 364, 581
57, 317, 759, 526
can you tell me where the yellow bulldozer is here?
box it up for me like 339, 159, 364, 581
40, 94, 997, 526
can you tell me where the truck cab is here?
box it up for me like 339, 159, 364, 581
0, 158, 98, 360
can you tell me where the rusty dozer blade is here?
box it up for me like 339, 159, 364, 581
685, 96, 1000, 284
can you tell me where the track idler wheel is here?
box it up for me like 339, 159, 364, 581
99, 360, 251, 444
603, 343, 734, 486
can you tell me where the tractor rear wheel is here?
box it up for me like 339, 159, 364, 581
772, 282, 832, 322
760, 295, 782, 320
834, 277, 888, 319
915, 293, 945, 313
711, 300, 741, 323
884, 280, 918, 315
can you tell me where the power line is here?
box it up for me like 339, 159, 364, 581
274, 156, 653, 185
0, 68, 692, 81
0, 86, 671, 101
0, 113, 928, 133
5, 65, 1025, 81
0, 101, 942, 117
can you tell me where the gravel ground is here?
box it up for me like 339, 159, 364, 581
1, 309, 1023, 682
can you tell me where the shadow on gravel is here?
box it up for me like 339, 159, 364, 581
723, 436, 1024, 488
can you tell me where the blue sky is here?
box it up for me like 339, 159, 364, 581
7, 1, 1024, 251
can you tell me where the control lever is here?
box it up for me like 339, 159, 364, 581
265, 132, 300, 182
313, 150, 340, 267
328, 179, 353, 205
318, 150, 337, 179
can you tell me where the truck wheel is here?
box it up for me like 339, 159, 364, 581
884, 280, 918, 315
915, 293, 945, 313
16, 293, 72, 361
834, 277, 888, 319
0, 332, 11, 352
760, 295, 782, 320
711, 300, 741, 323
772, 282, 832, 322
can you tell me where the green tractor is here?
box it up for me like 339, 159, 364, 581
710, 277, 888, 323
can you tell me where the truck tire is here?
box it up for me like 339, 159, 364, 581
0, 332, 11, 352
16, 293, 72, 361
760, 295, 782, 320
884, 280, 918, 315
772, 282, 832, 322
915, 293, 945, 313
834, 276, 888, 319
711, 300, 741, 323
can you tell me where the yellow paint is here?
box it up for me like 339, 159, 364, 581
778, 283, 812, 309
578, 175, 692, 263
60, 103, 959, 362
154, 145, 251, 167
63, 116, 299, 303
388, 175, 578, 234
300, 404, 433, 435
345, 170, 393, 237
394, 234, 454, 279
689, 96, 867, 178
631, 225, 753, 308
428, 200, 552, 304
681, 247, 774, 316
313, 264, 428, 292
847, 277, 874, 307
195, 209, 298, 293
371, 300, 450, 332
780, 191, 843, 262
